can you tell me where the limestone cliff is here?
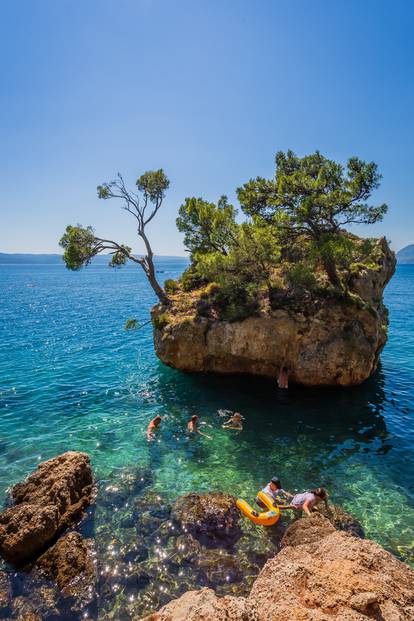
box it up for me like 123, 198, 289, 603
153, 237, 395, 386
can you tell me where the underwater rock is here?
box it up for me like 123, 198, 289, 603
196, 548, 244, 586
171, 492, 241, 545
11, 585, 61, 620
140, 587, 251, 621
100, 466, 153, 508
0, 571, 11, 615
317, 503, 365, 538
153, 238, 396, 386
36, 531, 97, 611
0, 451, 93, 564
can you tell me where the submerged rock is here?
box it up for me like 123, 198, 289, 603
0, 451, 93, 564
36, 531, 97, 611
317, 502, 365, 538
171, 492, 241, 546
153, 238, 395, 386
0, 571, 11, 615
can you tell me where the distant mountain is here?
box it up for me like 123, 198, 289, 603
396, 245, 414, 264
0, 253, 109, 265
0, 253, 187, 265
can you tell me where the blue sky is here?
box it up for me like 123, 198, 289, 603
1, 0, 413, 254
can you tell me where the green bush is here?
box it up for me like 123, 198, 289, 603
284, 263, 317, 292
152, 312, 169, 330
164, 278, 179, 294
209, 283, 259, 322
180, 265, 207, 292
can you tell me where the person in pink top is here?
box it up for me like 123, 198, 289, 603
278, 487, 328, 516
277, 366, 289, 389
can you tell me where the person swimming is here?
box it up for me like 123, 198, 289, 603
255, 476, 293, 508
278, 487, 328, 516
187, 415, 212, 439
146, 415, 162, 441
222, 412, 244, 430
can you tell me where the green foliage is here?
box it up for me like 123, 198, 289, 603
109, 245, 132, 267
125, 318, 139, 330
237, 150, 387, 286
238, 150, 387, 234
284, 262, 318, 292
208, 282, 260, 322
59, 225, 97, 270
136, 169, 170, 202
164, 278, 179, 294
153, 312, 170, 330
176, 195, 238, 256
180, 265, 207, 292
195, 220, 280, 291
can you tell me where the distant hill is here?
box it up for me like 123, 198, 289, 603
396, 245, 414, 264
0, 253, 187, 265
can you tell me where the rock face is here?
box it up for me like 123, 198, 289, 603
0, 451, 93, 564
171, 492, 242, 546
142, 514, 414, 621
153, 238, 395, 386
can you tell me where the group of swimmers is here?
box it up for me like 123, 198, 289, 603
256, 476, 328, 516
146, 411, 244, 441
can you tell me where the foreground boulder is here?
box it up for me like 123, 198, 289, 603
153, 238, 395, 386
36, 531, 97, 611
142, 514, 414, 621
0, 451, 93, 564
171, 492, 241, 546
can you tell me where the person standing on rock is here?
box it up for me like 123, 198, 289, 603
255, 477, 293, 508
277, 366, 289, 389
187, 415, 212, 439
146, 415, 162, 441
278, 487, 328, 516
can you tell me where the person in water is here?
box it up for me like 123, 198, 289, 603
255, 477, 293, 508
278, 487, 328, 516
146, 415, 162, 441
277, 366, 289, 389
222, 412, 244, 430
187, 415, 212, 439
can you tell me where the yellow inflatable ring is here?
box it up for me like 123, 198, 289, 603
236, 490, 280, 526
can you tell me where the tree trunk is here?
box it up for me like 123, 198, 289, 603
323, 256, 341, 288
140, 230, 170, 305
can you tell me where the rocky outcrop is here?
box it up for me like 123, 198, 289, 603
142, 514, 414, 621
0, 451, 93, 563
171, 492, 242, 546
154, 238, 395, 386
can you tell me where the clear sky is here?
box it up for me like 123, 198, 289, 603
1, 0, 413, 255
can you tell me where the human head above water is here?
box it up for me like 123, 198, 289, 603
154, 415, 162, 425
191, 415, 199, 422
311, 487, 327, 499
270, 476, 282, 489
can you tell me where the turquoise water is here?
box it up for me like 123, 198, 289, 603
0, 260, 413, 615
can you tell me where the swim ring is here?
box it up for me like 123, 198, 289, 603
236, 490, 280, 526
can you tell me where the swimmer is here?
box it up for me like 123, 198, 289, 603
146, 415, 162, 441
187, 415, 212, 440
278, 487, 328, 516
222, 412, 244, 430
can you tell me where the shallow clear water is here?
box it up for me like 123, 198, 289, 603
0, 260, 413, 616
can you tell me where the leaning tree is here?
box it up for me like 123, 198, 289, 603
60, 169, 170, 304
237, 150, 388, 286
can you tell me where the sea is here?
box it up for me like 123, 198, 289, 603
0, 259, 413, 617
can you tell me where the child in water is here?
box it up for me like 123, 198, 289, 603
187, 415, 212, 439
222, 412, 244, 430
278, 487, 328, 516
255, 476, 293, 508
146, 415, 162, 441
